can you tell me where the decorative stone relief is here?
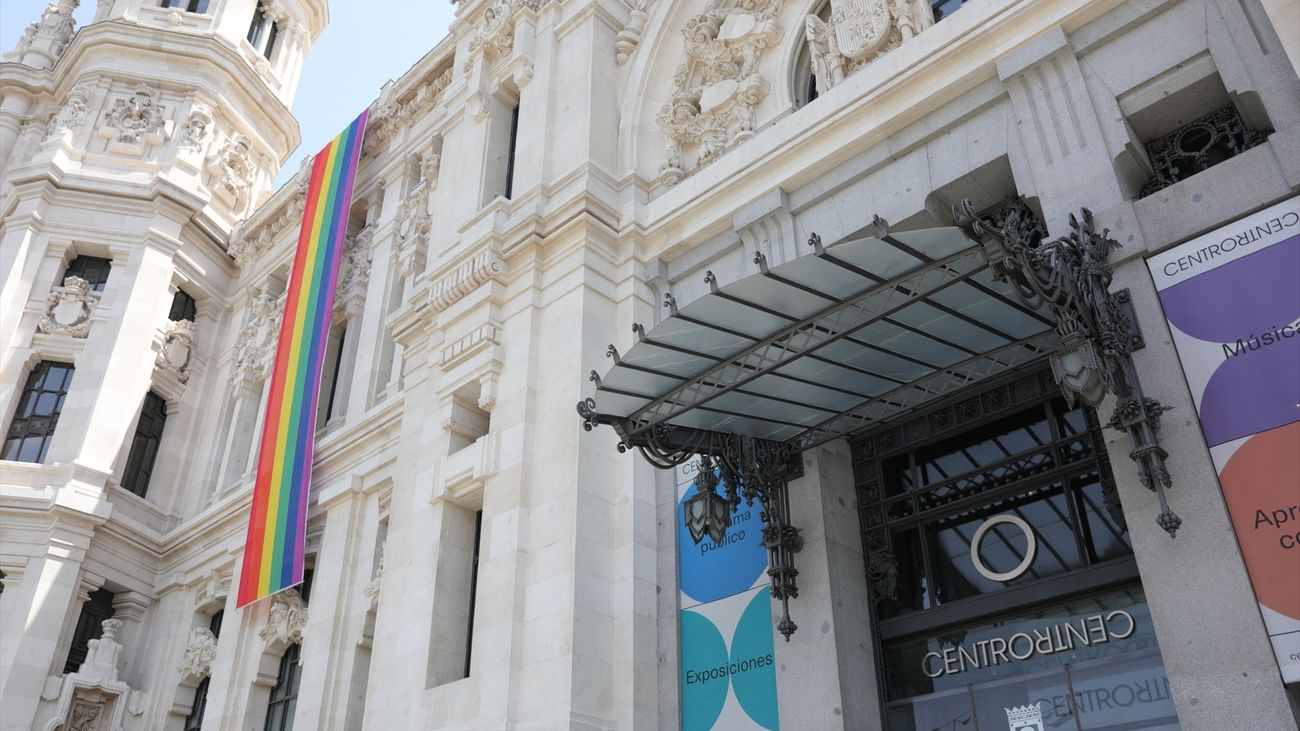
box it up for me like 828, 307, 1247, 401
177, 627, 217, 680
38, 276, 99, 338
363, 65, 453, 155
45, 618, 141, 731
803, 0, 933, 95
67, 700, 103, 731
656, 0, 781, 186
362, 555, 383, 609
47, 83, 93, 142
180, 103, 213, 153
336, 228, 373, 317
428, 250, 506, 312
615, 0, 650, 64
156, 319, 196, 382
75, 619, 123, 684
4, 0, 77, 65
258, 589, 307, 647
395, 178, 433, 281
227, 154, 314, 267
232, 287, 284, 383
206, 134, 257, 209
98, 84, 169, 155
469, 0, 522, 61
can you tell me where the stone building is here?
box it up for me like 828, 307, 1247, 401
1, 0, 1298, 729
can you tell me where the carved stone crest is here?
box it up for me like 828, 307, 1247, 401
656, 0, 781, 186
47, 83, 92, 142
206, 134, 257, 208
258, 589, 307, 647
38, 276, 99, 338
180, 103, 213, 153
156, 319, 196, 382
804, 0, 933, 96
99, 84, 168, 154
177, 626, 217, 680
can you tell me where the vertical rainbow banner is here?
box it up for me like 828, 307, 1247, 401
237, 110, 368, 608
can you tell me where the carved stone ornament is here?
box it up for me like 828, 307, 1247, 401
616, 0, 650, 64
804, 0, 932, 96
177, 626, 217, 680
180, 103, 213, 153
99, 84, 168, 153
156, 319, 196, 382
206, 134, 257, 207
656, 0, 781, 186
396, 181, 433, 281
336, 229, 373, 317
362, 554, 383, 609
232, 287, 284, 383
364, 65, 453, 156
67, 700, 103, 731
258, 589, 308, 647
47, 83, 93, 142
38, 275, 99, 338
75, 619, 124, 684
4, 0, 76, 65
227, 154, 314, 267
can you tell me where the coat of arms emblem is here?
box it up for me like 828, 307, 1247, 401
1005, 703, 1046, 731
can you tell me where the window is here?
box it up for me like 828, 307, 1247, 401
184, 678, 210, 731
503, 104, 520, 200
4, 362, 74, 463
63, 256, 112, 292
465, 510, 482, 678
160, 0, 209, 12
169, 289, 197, 322
316, 325, 346, 430
930, 0, 968, 22
183, 609, 223, 731
264, 643, 302, 731
64, 588, 115, 674
122, 392, 167, 497
246, 4, 279, 60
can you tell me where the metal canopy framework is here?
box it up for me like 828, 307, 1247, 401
579, 201, 1181, 639
580, 217, 1059, 458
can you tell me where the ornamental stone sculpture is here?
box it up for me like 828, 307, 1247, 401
38, 275, 99, 338
156, 319, 196, 382
99, 84, 168, 154
258, 589, 307, 647
177, 626, 217, 680
180, 104, 213, 153
47, 83, 92, 142
206, 134, 257, 208
656, 0, 781, 186
74, 618, 123, 684
803, 0, 933, 96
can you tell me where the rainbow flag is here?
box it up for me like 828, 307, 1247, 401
237, 111, 367, 607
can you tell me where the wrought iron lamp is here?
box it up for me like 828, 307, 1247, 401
683, 457, 731, 545
957, 199, 1182, 537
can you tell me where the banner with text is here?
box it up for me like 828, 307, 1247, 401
1146, 196, 1300, 684
677, 468, 779, 730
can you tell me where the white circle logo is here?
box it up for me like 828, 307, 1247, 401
969, 514, 1037, 582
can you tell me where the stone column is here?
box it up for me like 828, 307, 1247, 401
0, 513, 101, 731
0, 90, 33, 177
110, 590, 152, 689
44, 237, 179, 472
774, 441, 880, 729
1100, 257, 1299, 729
294, 480, 371, 729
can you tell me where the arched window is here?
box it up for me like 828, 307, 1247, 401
792, 0, 831, 110
264, 643, 302, 731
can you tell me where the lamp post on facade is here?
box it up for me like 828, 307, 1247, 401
957, 199, 1182, 537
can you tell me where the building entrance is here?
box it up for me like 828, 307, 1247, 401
851, 371, 1179, 730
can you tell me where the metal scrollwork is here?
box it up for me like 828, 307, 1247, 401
956, 198, 1182, 537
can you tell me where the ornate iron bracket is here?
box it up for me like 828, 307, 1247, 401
955, 198, 1182, 537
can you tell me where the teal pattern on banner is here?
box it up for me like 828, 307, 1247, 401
678, 469, 780, 730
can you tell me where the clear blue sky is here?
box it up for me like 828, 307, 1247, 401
1, 1, 456, 188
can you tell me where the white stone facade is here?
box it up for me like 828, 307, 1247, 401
1, 1, 1299, 731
